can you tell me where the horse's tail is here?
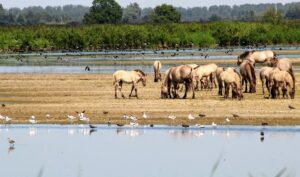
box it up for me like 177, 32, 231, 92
249, 63, 256, 84
273, 51, 277, 58
288, 68, 295, 96
185, 68, 194, 92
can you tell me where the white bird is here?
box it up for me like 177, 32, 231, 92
30, 115, 36, 120
5, 116, 11, 122
0, 114, 5, 120
123, 114, 129, 120
168, 114, 176, 120
188, 113, 195, 121
225, 117, 230, 123
45, 114, 50, 119
129, 115, 137, 122
67, 115, 76, 120
29, 118, 37, 124
142, 112, 148, 119
195, 124, 205, 128
212, 122, 217, 128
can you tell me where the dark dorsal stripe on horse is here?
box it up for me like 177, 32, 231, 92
134, 69, 146, 76
239, 51, 254, 59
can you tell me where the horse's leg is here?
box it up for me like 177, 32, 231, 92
192, 82, 195, 99
119, 81, 125, 99
135, 87, 138, 99
129, 83, 135, 98
261, 78, 265, 96
114, 82, 118, 99
182, 82, 188, 99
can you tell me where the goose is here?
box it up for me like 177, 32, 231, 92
7, 138, 15, 147
89, 124, 97, 129
288, 105, 296, 110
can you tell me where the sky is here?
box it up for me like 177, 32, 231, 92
0, 0, 298, 9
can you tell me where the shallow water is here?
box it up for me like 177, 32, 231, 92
0, 125, 299, 177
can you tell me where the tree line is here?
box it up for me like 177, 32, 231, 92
0, 1, 300, 25
1, 22, 300, 52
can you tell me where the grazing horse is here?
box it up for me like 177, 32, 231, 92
266, 58, 295, 98
259, 66, 273, 97
216, 67, 225, 96
113, 69, 147, 99
237, 50, 276, 66
161, 65, 197, 99
220, 68, 243, 100
193, 63, 218, 90
239, 60, 256, 93
153, 60, 162, 82
269, 68, 295, 99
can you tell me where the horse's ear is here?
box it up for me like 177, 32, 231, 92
82, 110, 85, 113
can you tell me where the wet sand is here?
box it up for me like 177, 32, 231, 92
0, 73, 299, 125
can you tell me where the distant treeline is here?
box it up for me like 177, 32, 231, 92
1, 22, 300, 52
0, 2, 300, 25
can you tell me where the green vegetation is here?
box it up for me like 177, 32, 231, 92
150, 4, 181, 23
83, 0, 122, 24
1, 22, 300, 52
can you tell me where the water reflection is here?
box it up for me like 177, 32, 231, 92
0, 125, 300, 177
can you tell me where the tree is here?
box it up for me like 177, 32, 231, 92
261, 6, 283, 24
122, 3, 141, 23
84, 0, 122, 24
209, 14, 222, 21
150, 4, 181, 23
285, 6, 300, 19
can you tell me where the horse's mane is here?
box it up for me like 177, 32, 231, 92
239, 51, 253, 59
134, 69, 146, 76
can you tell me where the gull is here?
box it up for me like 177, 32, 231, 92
188, 113, 195, 122
5, 116, 12, 122
211, 122, 217, 128
288, 105, 296, 110
7, 138, 15, 147
123, 114, 129, 120
142, 112, 148, 119
29, 115, 37, 124
45, 114, 50, 119
129, 115, 137, 122
67, 115, 76, 120
168, 114, 176, 120
225, 117, 230, 123
0, 114, 5, 120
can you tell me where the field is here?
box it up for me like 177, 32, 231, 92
0, 72, 299, 125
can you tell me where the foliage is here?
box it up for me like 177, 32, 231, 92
0, 22, 300, 52
122, 3, 141, 24
261, 7, 284, 25
150, 4, 181, 23
83, 0, 122, 24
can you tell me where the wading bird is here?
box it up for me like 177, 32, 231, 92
288, 105, 296, 110
7, 138, 15, 147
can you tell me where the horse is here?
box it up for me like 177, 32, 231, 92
216, 67, 225, 95
113, 69, 147, 99
266, 58, 295, 97
153, 60, 162, 82
269, 67, 295, 99
220, 68, 243, 100
237, 50, 276, 66
239, 60, 256, 93
193, 63, 218, 90
161, 65, 198, 99
259, 66, 273, 97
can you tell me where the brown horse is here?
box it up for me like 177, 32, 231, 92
113, 69, 147, 99
153, 60, 162, 82
220, 68, 243, 100
237, 50, 276, 65
259, 66, 273, 97
239, 60, 256, 93
161, 65, 197, 99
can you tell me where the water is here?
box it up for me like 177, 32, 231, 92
0, 125, 299, 177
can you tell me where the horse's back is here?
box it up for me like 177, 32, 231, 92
113, 70, 134, 83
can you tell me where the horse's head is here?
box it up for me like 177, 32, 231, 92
134, 69, 147, 86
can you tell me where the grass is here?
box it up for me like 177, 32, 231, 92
0, 73, 299, 125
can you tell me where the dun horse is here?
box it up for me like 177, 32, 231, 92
220, 68, 243, 100
259, 66, 273, 97
153, 60, 162, 82
161, 65, 197, 99
269, 68, 295, 99
237, 50, 276, 65
113, 69, 147, 99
